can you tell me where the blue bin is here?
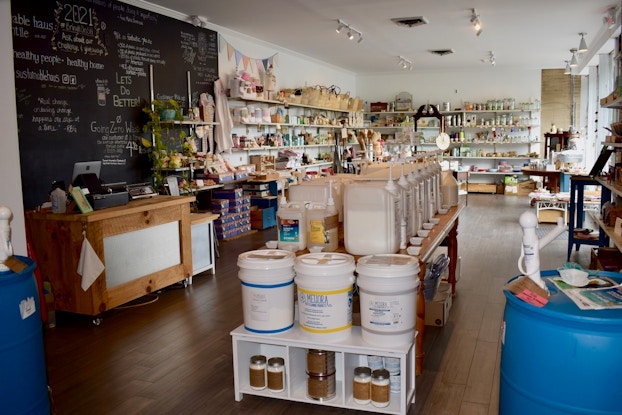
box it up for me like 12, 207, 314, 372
0, 256, 50, 414
501, 270, 622, 415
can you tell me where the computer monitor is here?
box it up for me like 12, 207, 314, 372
72, 161, 102, 183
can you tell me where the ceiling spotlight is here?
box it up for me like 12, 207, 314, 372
336, 20, 346, 34
564, 60, 572, 75
335, 19, 362, 43
471, 8, 482, 36
481, 51, 495, 66
604, 7, 616, 28
569, 48, 578, 67
577, 32, 588, 53
397, 56, 413, 71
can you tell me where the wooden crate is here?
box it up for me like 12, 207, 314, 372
249, 155, 275, 171
467, 183, 497, 194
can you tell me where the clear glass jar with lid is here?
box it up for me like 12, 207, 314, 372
353, 366, 372, 404
371, 369, 391, 408
249, 355, 267, 390
267, 357, 285, 392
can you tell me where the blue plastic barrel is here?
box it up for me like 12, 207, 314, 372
0, 256, 50, 414
501, 270, 622, 415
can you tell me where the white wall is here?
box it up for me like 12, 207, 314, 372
356, 67, 541, 109
217, 32, 356, 94
0, 0, 27, 256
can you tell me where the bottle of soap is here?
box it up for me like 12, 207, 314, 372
50, 182, 67, 214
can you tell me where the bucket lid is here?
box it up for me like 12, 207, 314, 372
294, 252, 355, 276
356, 254, 419, 277
237, 249, 296, 270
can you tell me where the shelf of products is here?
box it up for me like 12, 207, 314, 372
229, 96, 363, 174
231, 324, 416, 415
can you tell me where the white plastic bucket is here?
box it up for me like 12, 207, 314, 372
238, 249, 296, 334
356, 254, 420, 346
294, 253, 356, 341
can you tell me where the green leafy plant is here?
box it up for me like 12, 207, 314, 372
142, 99, 189, 190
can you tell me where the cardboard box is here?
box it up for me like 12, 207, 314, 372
504, 185, 518, 195
538, 209, 564, 223
250, 206, 276, 229
467, 183, 496, 193
425, 285, 452, 327
517, 179, 537, 196
590, 248, 622, 272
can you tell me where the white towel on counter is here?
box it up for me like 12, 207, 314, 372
77, 232, 105, 291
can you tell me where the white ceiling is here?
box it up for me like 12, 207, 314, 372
134, 0, 618, 75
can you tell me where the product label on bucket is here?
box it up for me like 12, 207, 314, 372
297, 287, 353, 333
364, 295, 412, 330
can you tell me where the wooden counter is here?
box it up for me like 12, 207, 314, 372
26, 195, 195, 317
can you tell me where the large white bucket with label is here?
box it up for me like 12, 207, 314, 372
356, 254, 420, 346
238, 249, 296, 334
294, 252, 356, 341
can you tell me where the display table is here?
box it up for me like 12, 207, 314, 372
414, 203, 464, 374
190, 212, 219, 280
26, 196, 195, 317
231, 324, 416, 414
567, 176, 609, 261
275, 202, 464, 376
521, 167, 562, 193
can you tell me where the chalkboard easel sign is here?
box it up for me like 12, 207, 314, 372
11, 0, 218, 209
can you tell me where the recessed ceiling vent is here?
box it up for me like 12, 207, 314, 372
391, 16, 428, 28
429, 49, 455, 56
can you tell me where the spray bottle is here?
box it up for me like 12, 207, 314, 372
517, 211, 567, 291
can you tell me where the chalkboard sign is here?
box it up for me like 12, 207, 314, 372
11, 0, 218, 209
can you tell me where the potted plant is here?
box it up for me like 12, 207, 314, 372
141, 99, 191, 192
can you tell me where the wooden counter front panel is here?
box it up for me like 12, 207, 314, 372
26, 197, 193, 316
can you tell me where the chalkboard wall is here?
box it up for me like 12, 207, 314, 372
11, 0, 218, 209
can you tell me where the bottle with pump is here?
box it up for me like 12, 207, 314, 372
407, 159, 422, 235
324, 180, 339, 251
397, 162, 414, 240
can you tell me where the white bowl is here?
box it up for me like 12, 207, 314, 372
438, 208, 449, 215
423, 223, 435, 230
417, 230, 430, 237
407, 246, 422, 256
557, 268, 589, 287
410, 237, 424, 246
265, 240, 278, 249
429, 218, 441, 224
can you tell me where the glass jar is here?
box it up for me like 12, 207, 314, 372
267, 357, 285, 392
353, 367, 372, 404
307, 349, 335, 375
307, 372, 336, 401
249, 355, 267, 390
371, 369, 391, 408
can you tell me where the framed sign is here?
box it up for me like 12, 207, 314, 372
71, 187, 93, 214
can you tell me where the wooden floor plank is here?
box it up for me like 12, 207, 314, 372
42, 193, 595, 414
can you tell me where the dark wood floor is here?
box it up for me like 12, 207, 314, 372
43, 194, 591, 415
